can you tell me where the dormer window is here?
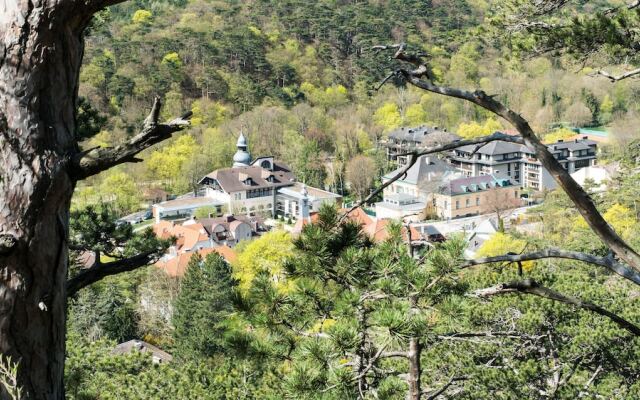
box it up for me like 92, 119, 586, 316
260, 160, 272, 170
239, 172, 253, 186
261, 170, 275, 183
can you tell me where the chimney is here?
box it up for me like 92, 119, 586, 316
299, 184, 311, 222
424, 156, 431, 165
575, 138, 579, 143
557, 139, 563, 143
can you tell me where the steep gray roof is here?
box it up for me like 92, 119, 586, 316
455, 140, 527, 155
199, 161, 295, 193
384, 156, 457, 185
548, 139, 597, 151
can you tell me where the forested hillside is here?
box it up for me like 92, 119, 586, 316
76, 0, 640, 209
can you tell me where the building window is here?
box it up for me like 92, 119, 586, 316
465, 198, 470, 207
455, 200, 460, 210
476, 197, 480, 206
575, 159, 590, 169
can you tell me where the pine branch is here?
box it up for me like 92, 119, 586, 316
71, 97, 191, 179
473, 278, 640, 336
461, 248, 640, 286
66, 250, 162, 297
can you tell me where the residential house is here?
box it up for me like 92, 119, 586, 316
375, 156, 462, 220
464, 218, 500, 258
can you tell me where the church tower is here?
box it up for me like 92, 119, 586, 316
232, 131, 252, 167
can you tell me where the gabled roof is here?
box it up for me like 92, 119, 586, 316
153, 221, 209, 252
455, 140, 527, 155
293, 209, 373, 235
199, 161, 295, 193
384, 156, 457, 185
196, 215, 261, 237
292, 212, 321, 234
548, 139, 597, 151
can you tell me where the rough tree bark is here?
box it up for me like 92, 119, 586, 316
0, 2, 189, 398
0, 5, 90, 398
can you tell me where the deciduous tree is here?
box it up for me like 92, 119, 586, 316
346, 155, 377, 201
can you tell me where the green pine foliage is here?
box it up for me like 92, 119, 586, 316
172, 253, 239, 360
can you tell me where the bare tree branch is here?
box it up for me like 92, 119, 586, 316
71, 97, 192, 179
593, 67, 640, 82
473, 278, 640, 336
379, 351, 410, 359
66, 250, 161, 297
461, 248, 640, 286
340, 132, 524, 221
435, 331, 544, 341
422, 374, 468, 400
376, 44, 640, 272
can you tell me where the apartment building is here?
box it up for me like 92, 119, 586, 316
432, 174, 520, 219
446, 136, 598, 191
384, 125, 460, 166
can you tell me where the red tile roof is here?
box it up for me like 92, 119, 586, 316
155, 246, 237, 278
363, 219, 421, 243
340, 208, 374, 227
152, 221, 209, 253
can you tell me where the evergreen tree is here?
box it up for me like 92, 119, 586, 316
172, 253, 238, 359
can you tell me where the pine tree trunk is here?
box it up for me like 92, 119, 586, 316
407, 295, 421, 400
407, 338, 421, 400
0, 5, 90, 399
